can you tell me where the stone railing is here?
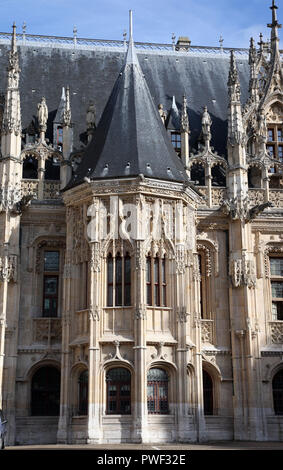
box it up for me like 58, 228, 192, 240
43, 181, 61, 199
201, 319, 214, 344
211, 188, 227, 207
21, 179, 61, 200
248, 188, 265, 206
21, 179, 39, 199
269, 321, 283, 344
269, 189, 283, 208
33, 317, 62, 344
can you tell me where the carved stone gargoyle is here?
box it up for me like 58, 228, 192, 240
248, 201, 274, 221
12, 194, 34, 215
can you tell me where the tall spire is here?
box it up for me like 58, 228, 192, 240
125, 10, 138, 65
228, 50, 241, 103
268, 0, 282, 44
65, 12, 188, 189
1, 22, 21, 139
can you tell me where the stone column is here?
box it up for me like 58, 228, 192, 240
57, 257, 72, 444
132, 239, 147, 442
192, 252, 206, 442
87, 241, 102, 443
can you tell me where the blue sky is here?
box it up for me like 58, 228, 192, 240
0, 0, 281, 48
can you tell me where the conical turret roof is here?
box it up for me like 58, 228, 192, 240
66, 14, 188, 189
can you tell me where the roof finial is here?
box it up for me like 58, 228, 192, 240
268, 0, 282, 43
125, 10, 138, 65
129, 9, 133, 42
11, 22, 17, 54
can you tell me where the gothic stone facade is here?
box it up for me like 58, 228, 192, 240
0, 5, 283, 445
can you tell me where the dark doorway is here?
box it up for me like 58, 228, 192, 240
31, 366, 60, 416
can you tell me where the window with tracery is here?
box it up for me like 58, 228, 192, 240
270, 257, 283, 321
147, 368, 169, 414
43, 251, 60, 317
107, 253, 131, 307
22, 155, 38, 179
146, 256, 166, 307
171, 131, 181, 156
267, 125, 283, 163
78, 370, 88, 416
106, 368, 131, 415
203, 370, 213, 415
273, 369, 283, 415
190, 163, 205, 186
45, 155, 60, 180
31, 366, 60, 416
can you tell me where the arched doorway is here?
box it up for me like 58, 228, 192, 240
31, 366, 60, 416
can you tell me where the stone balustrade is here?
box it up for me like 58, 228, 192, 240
269, 321, 283, 344
21, 179, 61, 200
201, 319, 214, 344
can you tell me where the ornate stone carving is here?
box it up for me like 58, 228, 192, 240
229, 255, 256, 288
177, 307, 189, 323
269, 322, 283, 344
37, 96, 48, 132
0, 255, 17, 282
90, 242, 101, 273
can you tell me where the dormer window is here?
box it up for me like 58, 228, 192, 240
171, 131, 181, 156
267, 125, 283, 162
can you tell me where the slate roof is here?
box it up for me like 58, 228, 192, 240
65, 35, 190, 188
0, 41, 250, 159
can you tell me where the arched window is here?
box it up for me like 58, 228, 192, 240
203, 370, 213, 415
106, 368, 131, 415
22, 155, 38, 179
78, 370, 88, 416
211, 164, 226, 187
190, 163, 205, 186
31, 366, 60, 416
146, 256, 166, 307
107, 253, 131, 307
270, 257, 283, 321
43, 250, 60, 317
273, 369, 283, 415
248, 166, 262, 188
45, 156, 60, 180
147, 368, 169, 414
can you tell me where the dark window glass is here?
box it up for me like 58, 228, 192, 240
115, 254, 122, 306
147, 368, 169, 414
106, 368, 131, 415
203, 370, 213, 415
78, 370, 88, 415
124, 255, 131, 306
45, 156, 60, 180
31, 367, 60, 416
146, 257, 152, 306
44, 251, 60, 272
22, 156, 38, 179
107, 254, 113, 307
273, 370, 283, 415
43, 275, 58, 317
191, 163, 205, 186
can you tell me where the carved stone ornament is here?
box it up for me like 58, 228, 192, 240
135, 306, 146, 320
89, 305, 100, 321
0, 255, 17, 282
177, 306, 189, 323
229, 255, 256, 288
90, 242, 101, 273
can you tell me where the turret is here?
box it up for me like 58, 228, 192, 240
61, 85, 73, 188
180, 94, 190, 170
0, 23, 22, 211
